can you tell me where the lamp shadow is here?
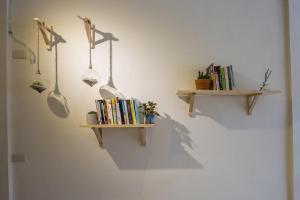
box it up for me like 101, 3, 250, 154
102, 113, 203, 170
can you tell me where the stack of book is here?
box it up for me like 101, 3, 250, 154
95, 99, 144, 125
207, 63, 235, 90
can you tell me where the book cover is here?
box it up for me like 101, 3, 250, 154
229, 65, 235, 89
118, 100, 125, 124
116, 99, 122, 125
122, 100, 129, 124
130, 100, 136, 124
99, 100, 105, 124
106, 99, 113, 124
227, 66, 232, 90
103, 100, 109, 124
111, 99, 117, 124
126, 100, 133, 124
133, 99, 140, 124
224, 67, 229, 91
95, 100, 101, 124
221, 67, 226, 90
215, 66, 222, 90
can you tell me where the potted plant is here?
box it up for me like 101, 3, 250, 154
195, 71, 211, 90
140, 101, 160, 124
86, 111, 98, 124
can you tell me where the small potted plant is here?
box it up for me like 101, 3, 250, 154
195, 71, 211, 90
140, 101, 160, 124
86, 111, 98, 124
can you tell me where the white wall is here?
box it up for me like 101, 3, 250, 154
0, 0, 9, 200
9, 0, 290, 200
288, 0, 300, 199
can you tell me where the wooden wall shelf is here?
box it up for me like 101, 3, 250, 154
176, 89, 281, 116
80, 124, 154, 148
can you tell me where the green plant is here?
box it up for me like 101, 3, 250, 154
198, 71, 210, 79
88, 111, 97, 114
140, 101, 160, 117
33, 80, 44, 86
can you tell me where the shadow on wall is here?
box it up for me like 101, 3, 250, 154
178, 72, 283, 130
102, 113, 203, 170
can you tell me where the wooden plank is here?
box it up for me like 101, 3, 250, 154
80, 124, 155, 128
177, 89, 281, 97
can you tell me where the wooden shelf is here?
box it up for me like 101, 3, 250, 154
176, 89, 281, 116
80, 124, 154, 148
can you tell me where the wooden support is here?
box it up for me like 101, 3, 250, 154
92, 128, 103, 148
139, 128, 146, 146
189, 94, 195, 117
81, 124, 154, 148
247, 95, 260, 115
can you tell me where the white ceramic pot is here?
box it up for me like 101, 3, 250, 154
86, 113, 98, 124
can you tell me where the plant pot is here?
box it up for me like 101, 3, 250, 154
195, 79, 211, 90
86, 113, 98, 124
145, 115, 155, 124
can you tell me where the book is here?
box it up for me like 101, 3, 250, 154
116, 99, 122, 124
229, 65, 235, 89
130, 100, 136, 124
95, 100, 101, 124
99, 100, 106, 124
220, 67, 226, 90
133, 99, 140, 124
111, 99, 117, 124
126, 100, 133, 124
118, 99, 125, 124
215, 66, 222, 90
227, 66, 232, 90
122, 100, 129, 124
106, 99, 113, 124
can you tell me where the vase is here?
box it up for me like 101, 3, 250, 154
195, 79, 212, 90
86, 113, 98, 124
145, 115, 155, 124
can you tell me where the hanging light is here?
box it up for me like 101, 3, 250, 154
30, 19, 49, 93
81, 17, 101, 87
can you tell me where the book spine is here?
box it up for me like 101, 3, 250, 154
227, 66, 232, 90
221, 67, 226, 90
126, 100, 133, 124
122, 100, 129, 124
116, 99, 122, 125
230, 65, 235, 89
118, 100, 125, 124
106, 99, 113, 124
111, 99, 117, 124
104, 100, 109, 124
130, 100, 136, 124
224, 67, 229, 90
133, 100, 140, 124
95, 100, 101, 124
99, 100, 105, 124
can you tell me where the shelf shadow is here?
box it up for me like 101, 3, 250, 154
102, 113, 203, 170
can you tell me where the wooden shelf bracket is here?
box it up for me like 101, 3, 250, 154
177, 89, 281, 116
81, 125, 154, 148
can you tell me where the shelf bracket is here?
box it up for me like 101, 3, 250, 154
139, 128, 147, 146
188, 94, 196, 117
91, 128, 103, 148
246, 94, 260, 115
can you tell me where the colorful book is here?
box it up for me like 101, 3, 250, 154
122, 100, 129, 124
126, 100, 133, 124
116, 99, 122, 124
133, 99, 140, 124
220, 67, 226, 90
111, 99, 117, 124
106, 99, 113, 124
130, 100, 136, 124
118, 100, 125, 124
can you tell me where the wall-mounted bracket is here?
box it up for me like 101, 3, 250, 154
78, 16, 118, 49
34, 18, 66, 51
81, 124, 154, 148
177, 89, 281, 116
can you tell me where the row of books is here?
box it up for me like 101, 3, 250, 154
95, 99, 144, 125
207, 63, 235, 90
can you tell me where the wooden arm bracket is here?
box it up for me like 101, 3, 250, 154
246, 94, 261, 115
